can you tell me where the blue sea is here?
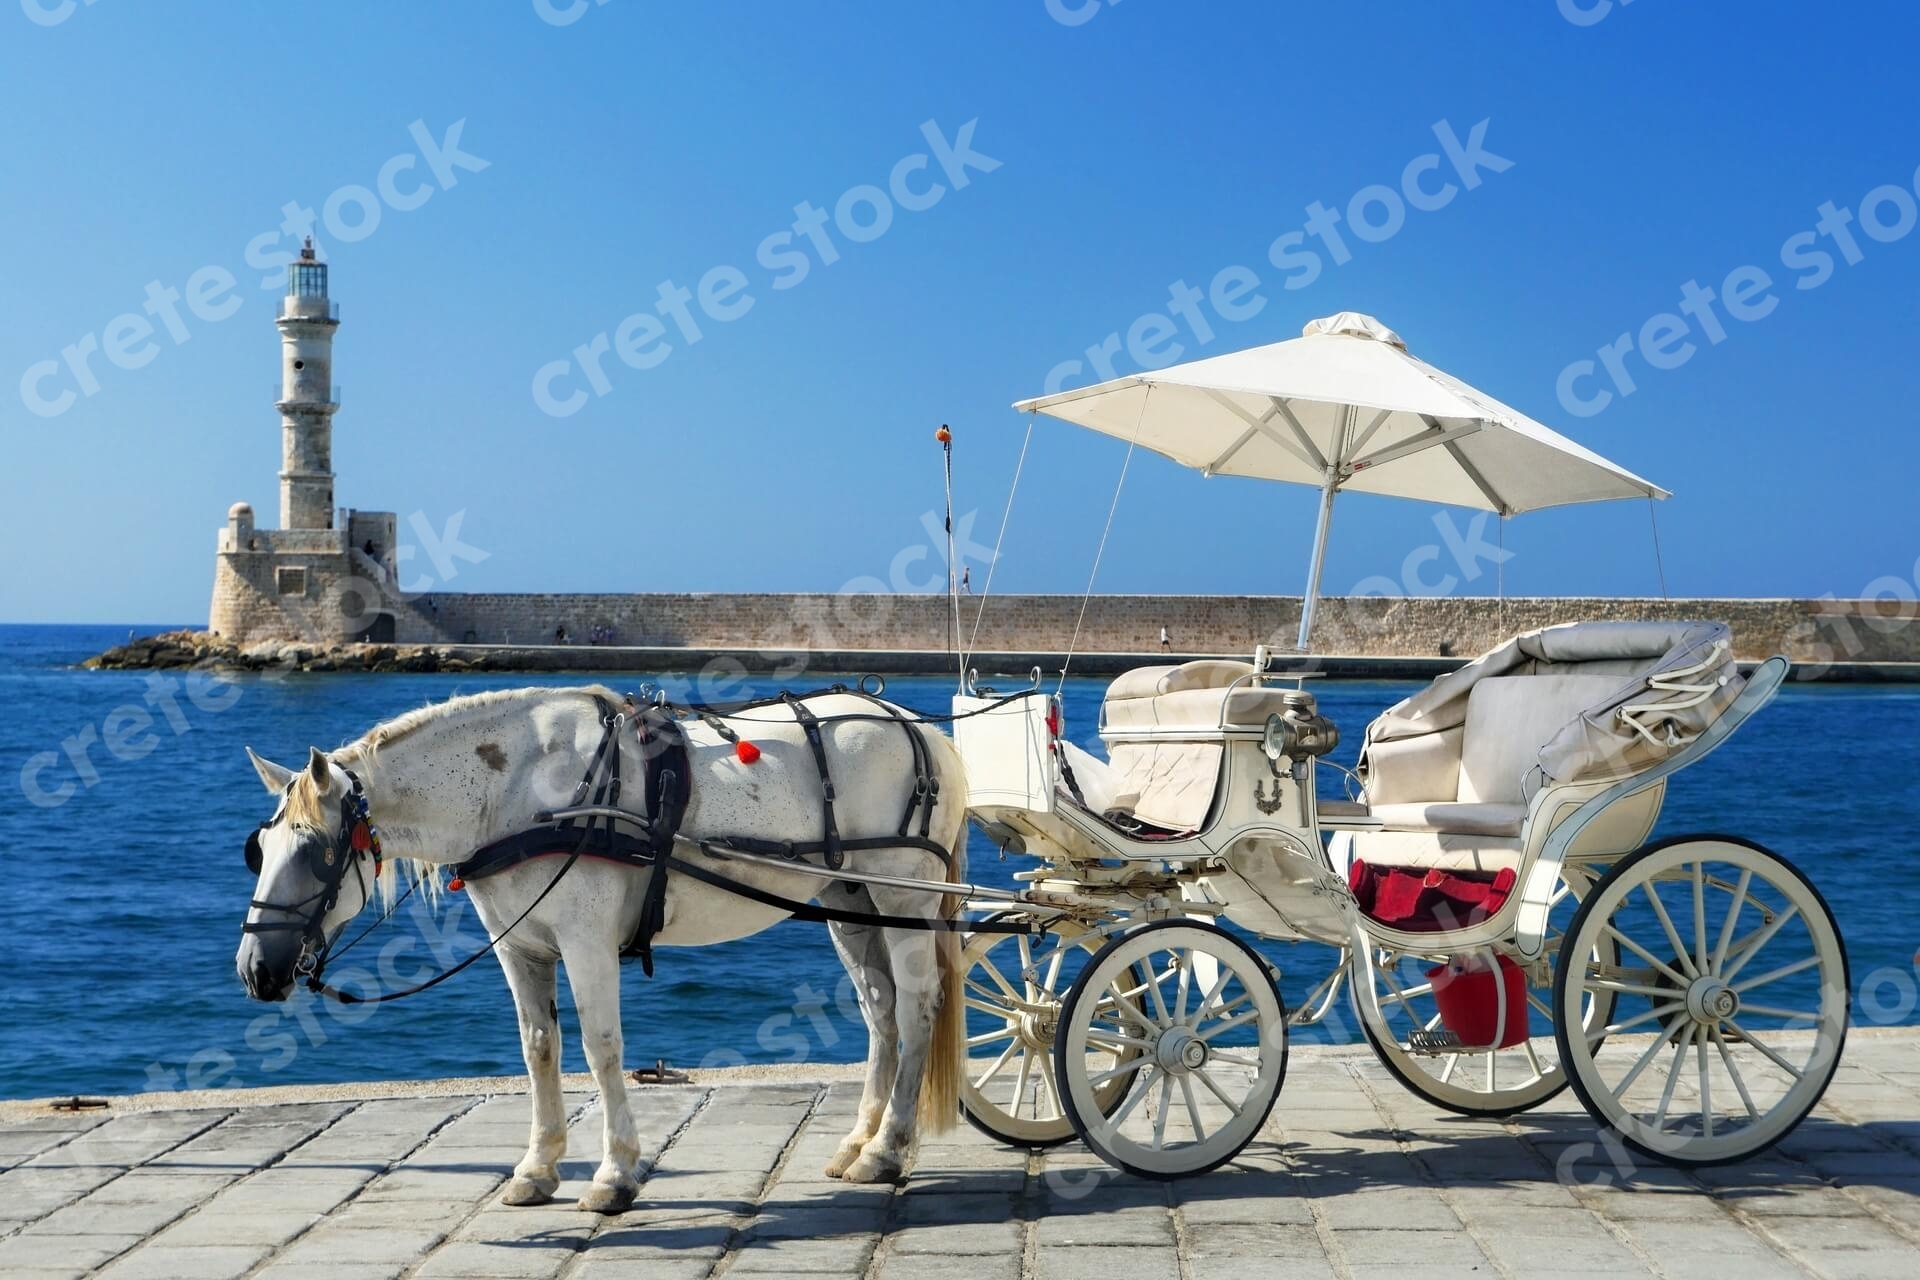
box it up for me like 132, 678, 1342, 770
1, 623, 1914, 1101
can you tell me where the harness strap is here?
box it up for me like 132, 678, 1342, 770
676, 848, 1035, 935
784, 695, 844, 870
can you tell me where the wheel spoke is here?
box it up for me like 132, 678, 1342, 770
1143, 957, 1174, 1027
1721, 1018, 1806, 1080
1174, 949, 1193, 1026
1614, 1012, 1687, 1094
1151, 1072, 1173, 1150
1109, 1066, 1160, 1128
1086, 1057, 1142, 1087
1641, 883, 1698, 979
1190, 966, 1234, 1026
1084, 1028, 1150, 1054
1652, 1024, 1695, 1132
1737, 1003, 1820, 1023
1587, 1000, 1685, 1043
1206, 1049, 1261, 1067
1179, 1073, 1208, 1141
977, 954, 1024, 1003
972, 1039, 1020, 1090
1192, 1064, 1245, 1116
1011, 1046, 1035, 1117
1711, 1027, 1761, 1119
1692, 860, 1710, 975
1585, 978, 1681, 999
1196, 1008, 1261, 1041
1697, 1029, 1714, 1139
1720, 905, 1803, 984
1712, 868, 1752, 974
1734, 955, 1821, 995
1602, 926, 1694, 987
1035, 1047, 1064, 1119
968, 1028, 1016, 1048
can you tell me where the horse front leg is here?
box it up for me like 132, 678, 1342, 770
496, 944, 566, 1205
827, 912, 898, 1179
562, 944, 642, 1214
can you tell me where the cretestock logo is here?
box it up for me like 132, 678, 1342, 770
20, 0, 97, 26
533, 118, 999, 417
19, 120, 489, 419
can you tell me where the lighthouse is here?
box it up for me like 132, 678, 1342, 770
210, 244, 406, 645
277, 237, 339, 529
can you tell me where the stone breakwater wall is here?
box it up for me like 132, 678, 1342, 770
420, 592, 1915, 664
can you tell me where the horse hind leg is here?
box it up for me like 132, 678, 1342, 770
826, 904, 899, 1179
497, 946, 566, 1206
841, 903, 949, 1184
563, 944, 644, 1214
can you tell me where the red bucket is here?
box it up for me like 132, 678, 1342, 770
1426, 955, 1530, 1049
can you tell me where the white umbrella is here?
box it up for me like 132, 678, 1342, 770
1013, 312, 1668, 650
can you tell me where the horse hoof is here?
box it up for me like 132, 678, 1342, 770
822, 1145, 862, 1179
500, 1175, 557, 1206
577, 1183, 637, 1215
841, 1152, 903, 1184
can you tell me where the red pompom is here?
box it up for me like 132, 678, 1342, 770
736, 740, 761, 765
935, 425, 951, 443
447, 877, 465, 892
350, 823, 372, 853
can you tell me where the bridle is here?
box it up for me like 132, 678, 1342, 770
242, 769, 384, 979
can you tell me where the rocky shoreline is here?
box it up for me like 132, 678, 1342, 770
82, 630, 511, 674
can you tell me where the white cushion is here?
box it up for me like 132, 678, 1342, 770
1457, 674, 1624, 805
1369, 801, 1526, 838
1347, 830, 1524, 874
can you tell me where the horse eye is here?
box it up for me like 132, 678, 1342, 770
244, 830, 263, 875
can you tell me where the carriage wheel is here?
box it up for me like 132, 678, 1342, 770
1354, 863, 1616, 1117
958, 916, 1141, 1147
1554, 836, 1848, 1166
1054, 919, 1287, 1179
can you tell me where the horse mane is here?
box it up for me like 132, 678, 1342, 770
293, 684, 619, 907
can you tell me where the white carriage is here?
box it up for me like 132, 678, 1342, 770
946, 315, 1849, 1178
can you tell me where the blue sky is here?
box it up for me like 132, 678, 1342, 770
4, 1, 1917, 624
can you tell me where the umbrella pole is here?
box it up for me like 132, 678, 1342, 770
1297, 474, 1339, 652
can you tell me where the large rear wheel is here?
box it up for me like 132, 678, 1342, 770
1554, 836, 1848, 1166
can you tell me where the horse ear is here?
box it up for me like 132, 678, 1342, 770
247, 746, 296, 793
307, 747, 332, 790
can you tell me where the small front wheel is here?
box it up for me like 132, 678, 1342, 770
1054, 919, 1287, 1179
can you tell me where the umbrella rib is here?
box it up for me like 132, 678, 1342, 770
1348, 416, 1481, 472
1346, 407, 1393, 460
1440, 439, 1509, 514
1268, 397, 1329, 470
1199, 390, 1318, 471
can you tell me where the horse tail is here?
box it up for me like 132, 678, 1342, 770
917, 727, 968, 1135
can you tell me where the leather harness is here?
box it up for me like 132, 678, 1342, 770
254, 685, 1033, 1007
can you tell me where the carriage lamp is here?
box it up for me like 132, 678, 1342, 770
1262, 693, 1340, 775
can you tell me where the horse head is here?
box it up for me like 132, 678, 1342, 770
235, 745, 380, 1001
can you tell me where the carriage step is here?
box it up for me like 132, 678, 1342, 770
1406, 1029, 1468, 1055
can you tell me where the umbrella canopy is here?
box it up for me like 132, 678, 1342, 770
1013, 312, 1667, 649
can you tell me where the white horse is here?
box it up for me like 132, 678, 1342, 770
234, 685, 966, 1211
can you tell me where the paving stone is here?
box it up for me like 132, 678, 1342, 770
726, 1233, 879, 1273
1034, 1244, 1182, 1280
0, 1232, 145, 1272
876, 1251, 1023, 1280
410, 1238, 581, 1278
888, 1216, 1024, 1254
95, 1243, 272, 1280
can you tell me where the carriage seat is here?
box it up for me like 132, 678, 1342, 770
1090, 661, 1295, 833
1351, 672, 1626, 872
1100, 660, 1295, 732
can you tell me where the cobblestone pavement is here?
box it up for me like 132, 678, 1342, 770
2, 1035, 1916, 1279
